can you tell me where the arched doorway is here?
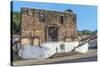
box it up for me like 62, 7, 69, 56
48, 26, 58, 41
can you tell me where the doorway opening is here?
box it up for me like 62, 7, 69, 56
48, 26, 58, 41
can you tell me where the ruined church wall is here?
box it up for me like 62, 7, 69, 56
21, 7, 78, 44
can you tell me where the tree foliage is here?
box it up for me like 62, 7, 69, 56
12, 12, 20, 34
77, 30, 97, 36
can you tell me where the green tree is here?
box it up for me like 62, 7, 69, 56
81, 30, 92, 35
12, 12, 20, 34
77, 30, 93, 36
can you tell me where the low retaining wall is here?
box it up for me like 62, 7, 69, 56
18, 41, 88, 59
75, 43, 88, 53
40, 41, 80, 58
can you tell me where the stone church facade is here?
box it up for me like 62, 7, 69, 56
21, 7, 78, 43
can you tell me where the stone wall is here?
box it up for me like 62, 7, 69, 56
21, 7, 78, 44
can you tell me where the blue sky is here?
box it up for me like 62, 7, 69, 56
12, 1, 97, 31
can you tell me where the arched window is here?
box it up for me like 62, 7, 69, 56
39, 13, 45, 22
22, 9, 29, 15
59, 16, 64, 24
72, 14, 76, 22
22, 8, 33, 15
29, 10, 33, 15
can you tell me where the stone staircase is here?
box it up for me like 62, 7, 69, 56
48, 51, 81, 59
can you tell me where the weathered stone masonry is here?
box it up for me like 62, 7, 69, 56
21, 7, 78, 43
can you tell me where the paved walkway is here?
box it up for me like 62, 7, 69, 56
12, 49, 97, 66
50, 55, 97, 64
